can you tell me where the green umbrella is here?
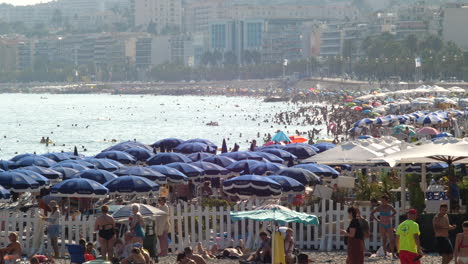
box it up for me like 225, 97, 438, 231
230, 207, 319, 225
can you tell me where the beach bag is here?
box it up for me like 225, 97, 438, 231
359, 218, 370, 238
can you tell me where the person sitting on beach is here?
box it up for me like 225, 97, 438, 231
199, 181, 213, 198
184, 247, 206, 264
196, 243, 215, 259
0, 232, 22, 264
85, 242, 98, 261
284, 228, 295, 264
121, 247, 146, 264
247, 231, 271, 263
176, 253, 195, 264
112, 239, 124, 261
122, 232, 136, 258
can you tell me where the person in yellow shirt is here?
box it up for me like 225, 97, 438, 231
396, 209, 423, 264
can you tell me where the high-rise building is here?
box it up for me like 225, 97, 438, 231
132, 0, 183, 34
183, 0, 225, 33
443, 3, 468, 50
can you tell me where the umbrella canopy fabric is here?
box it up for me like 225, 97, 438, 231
435, 132, 453, 138
313, 143, 336, 153
281, 144, 317, 159
0, 186, 10, 201
41, 152, 73, 162
174, 142, 216, 154
294, 163, 340, 178
226, 160, 263, 173
230, 208, 319, 225
147, 165, 188, 183
104, 176, 159, 195
95, 151, 136, 164
222, 175, 282, 198
0, 171, 41, 192
416, 115, 445, 125
186, 152, 215, 162
51, 178, 109, 198
112, 204, 166, 219
123, 147, 153, 162
12, 169, 50, 186
253, 152, 284, 163
151, 138, 185, 150
10, 153, 35, 162
276, 168, 320, 185
201, 156, 236, 167
56, 160, 96, 169
103, 141, 153, 152
114, 167, 167, 184
417, 127, 440, 135
0, 160, 16, 170
271, 131, 291, 143
16, 155, 57, 168
22, 165, 62, 180
266, 175, 305, 194
83, 158, 125, 171
302, 141, 384, 165
74, 169, 118, 184
220, 151, 263, 161
289, 136, 308, 144
353, 118, 373, 127
52, 167, 80, 180
166, 162, 205, 178
259, 149, 297, 160
248, 162, 286, 175
146, 153, 191, 165
189, 161, 230, 177
52, 163, 89, 171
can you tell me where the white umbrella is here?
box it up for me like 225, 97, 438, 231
112, 204, 167, 219
302, 141, 384, 165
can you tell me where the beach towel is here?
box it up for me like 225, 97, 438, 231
272, 231, 285, 264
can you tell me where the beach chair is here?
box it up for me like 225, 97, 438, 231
66, 244, 85, 264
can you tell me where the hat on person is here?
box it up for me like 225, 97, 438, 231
49, 200, 58, 208
408, 209, 418, 215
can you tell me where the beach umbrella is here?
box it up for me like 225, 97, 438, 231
392, 125, 415, 133
146, 153, 191, 165
259, 149, 297, 160
226, 160, 263, 173
56, 160, 96, 169
266, 175, 305, 194
83, 158, 125, 171
435, 132, 453, 138
222, 175, 282, 198
10, 153, 35, 162
51, 178, 108, 198
220, 151, 263, 161
201, 155, 236, 167
147, 165, 188, 183
104, 175, 159, 195
52, 163, 89, 171
186, 152, 215, 162
362, 110, 371, 114
52, 167, 80, 180
184, 138, 217, 148
358, 135, 372, 139
0, 171, 41, 192
0, 160, 16, 170
276, 168, 320, 185
313, 143, 336, 153
417, 127, 440, 136
12, 169, 50, 186
123, 147, 153, 162
353, 118, 373, 127
288, 136, 308, 144
74, 169, 118, 184
95, 151, 136, 164
294, 163, 340, 178
112, 203, 166, 219
374, 117, 391, 126
166, 162, 205, 178
271, 131, 291, 143
0, 186, 10, 201
22, 165, 62, 180
190, 161, 230, 178
41, 152, 73, 162
254, 152, 284, 163
16, 155, 57, 168
221, 139, 228, 153
174, 142, 216, 154
103, 141, 153, 152
248, 162, 286, 175
114, 167, 167, 184
282, 144, 317, 159
151, 138, 185, 150
416, 115, 445, 125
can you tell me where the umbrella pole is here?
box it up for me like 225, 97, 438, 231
400, 164, 406, 214
421, 163, 427, 192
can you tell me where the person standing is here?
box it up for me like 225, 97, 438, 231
454, 221, 468, 264
129, 204, 145, 244
370, 195, 397, 257
94, 205, 116, 260
341, 206, 365, 264
396, 209, 423, 264
433, 204, 456, 264
156, 197, 170, 257
42, 201, 61, 258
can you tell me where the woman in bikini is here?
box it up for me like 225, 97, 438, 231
454, 221, 468, 264
370, 195, 397, 258
94, 205, 116, 260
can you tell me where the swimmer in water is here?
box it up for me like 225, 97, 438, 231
40, 137, 46, 143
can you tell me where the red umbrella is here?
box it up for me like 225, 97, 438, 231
352, 106, 363, 111
288, 136, 308, 144
417, 127, 440, 135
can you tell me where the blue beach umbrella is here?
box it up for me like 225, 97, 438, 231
10, 153, 35, 162
222, 175, 282, 198
353, 118, 373, 127
0, 171, 41, 192
146, 153, 191, 165
83, 158, 125, 171
416, 115, 445, 125
435, 132, 453, 138
103, 141, 153, 152
374, 117, 391, 126
186, 152, 215, 162
123, 147, 153, 162
56, 160, 96, 169
184, 138, 217, 148
271, 131, 291, 143
313, 143, 336, 153
358, 135, 372, 139
151, 138, 185, 150
12, 169, 50, 186
277, 168, 320, 185
51, 178, 109, 198
220, 151, 263, 161
147, 165, 188, 183
166, 162, 205, 178
114, 167, 167, 184
104, 176, 159, 195
254, 152, 284, 163
266, 175, 305, 194
0, 186, 10, 201
95, 151, 136, 164
41, 152, 73, 162
0, 160, 16, 170
22, 165, 62, 180
189, 161, 230, 178
75, 169, 118, 184
259, 149, 297, 160
174, 142, 216, 154
248, 162, 286, 175
282, 144, 317, 159
201, 155, 236, 167
52, 167, 80, 180
52, 163, 89, 171
16, 155, 57, 168
226, 160, 263, 173
294, 163, 340, 178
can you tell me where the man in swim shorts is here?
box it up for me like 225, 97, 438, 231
433, 204, 456, 264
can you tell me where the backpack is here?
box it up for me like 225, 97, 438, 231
359, 218, 370, 238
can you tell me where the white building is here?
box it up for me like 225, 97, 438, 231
133, 0, 183, 34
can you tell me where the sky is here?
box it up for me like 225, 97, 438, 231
0, 0, 51, 6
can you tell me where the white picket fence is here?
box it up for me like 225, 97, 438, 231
0, 200, 400, 257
